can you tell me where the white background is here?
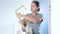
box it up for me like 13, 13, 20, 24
51, 0, 60, 34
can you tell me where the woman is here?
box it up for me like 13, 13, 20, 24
17, 1, 43, 34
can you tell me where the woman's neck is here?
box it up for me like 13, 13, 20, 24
32, 13, 37, 16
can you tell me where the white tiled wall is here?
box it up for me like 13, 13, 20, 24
0, 0, 32, 34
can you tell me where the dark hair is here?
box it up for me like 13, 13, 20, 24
32, 1, 40, 11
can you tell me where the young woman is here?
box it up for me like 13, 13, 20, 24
17, 1, 43, 34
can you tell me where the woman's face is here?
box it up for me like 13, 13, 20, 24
31, 2, 39, 13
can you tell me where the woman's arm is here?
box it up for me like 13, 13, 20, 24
17, 13, 42, 23
16, 13, 21, 20
23, 15, 42, 23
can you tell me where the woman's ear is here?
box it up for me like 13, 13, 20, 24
37, 7, 40, 11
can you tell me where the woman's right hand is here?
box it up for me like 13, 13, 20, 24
19, 20, 25, 25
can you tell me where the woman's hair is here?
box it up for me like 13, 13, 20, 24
32, 1, 40, 11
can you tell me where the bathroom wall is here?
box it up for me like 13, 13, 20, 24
0, 0, 49, 34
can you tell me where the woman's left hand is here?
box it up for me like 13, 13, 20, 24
16, 13, 24, 17
19, 13, 24, 17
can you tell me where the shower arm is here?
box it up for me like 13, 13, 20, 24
15, 5, 27, 29
15, 5, 26, 20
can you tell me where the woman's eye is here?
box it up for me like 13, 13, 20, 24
32, 6, 35, 8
